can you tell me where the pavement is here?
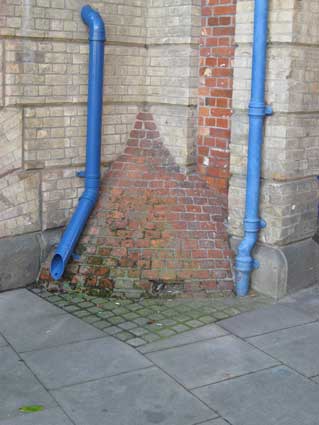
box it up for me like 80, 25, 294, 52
1, 287, 319, 425
30, 287, 272, 347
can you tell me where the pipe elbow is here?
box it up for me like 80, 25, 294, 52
237, 234, 257, 257
235, 234, 258, 273
81, 5, 106, 41
81, 188, 99, 206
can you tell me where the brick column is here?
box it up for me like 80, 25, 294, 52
197, 0, 236, 194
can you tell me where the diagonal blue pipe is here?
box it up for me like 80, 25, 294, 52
235, 0, 273, 296
50, 5, 105, 280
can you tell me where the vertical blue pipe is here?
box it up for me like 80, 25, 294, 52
235, 0, 273, 296
50, 5, 105, 280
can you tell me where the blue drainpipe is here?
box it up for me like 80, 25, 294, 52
50, 5, 105, 280
235, 0, 273, 296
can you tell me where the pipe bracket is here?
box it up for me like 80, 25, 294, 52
253, 259, 260, 269
76, 171, 86, 178
249, 102, 273, 117
259, 218, 267, 229
265, 105, 273, 116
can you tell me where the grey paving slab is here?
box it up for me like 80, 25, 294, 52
0, 408, 73, 425
1, 312, 103, 353
52, 367, 216, 425
219, 304, 316, 338
281, 286, 319, 318
0, 346, 56, 421
22, 337, 152, 389
147, 335, 278, 389
0, 290, 64, 323
311, 376, 319, 384
0, 333, 7, 347
196, 420, 230, 425
193, 366, 319, 425
248, 322, 319, 377
138, 324, 228, 354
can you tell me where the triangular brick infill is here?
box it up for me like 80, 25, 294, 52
39, 111, 234, 296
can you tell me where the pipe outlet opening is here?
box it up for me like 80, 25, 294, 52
50, 254, 65, 281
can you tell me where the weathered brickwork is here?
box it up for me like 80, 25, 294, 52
197, 0, 236, 194
40, 112, 233, 295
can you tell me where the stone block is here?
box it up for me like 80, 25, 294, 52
0, 233, 41, 291
231, 236, 319, 299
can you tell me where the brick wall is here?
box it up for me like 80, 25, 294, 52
0, 0, 236, 294
197, 0, 236, 194
40, 112, 233, 295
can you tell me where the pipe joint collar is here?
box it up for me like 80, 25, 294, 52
249, 101, 273, 117
244, 218, 266, 232
235, 255, 254, 273
81, 5, 106, 41
80, 188, 99, 205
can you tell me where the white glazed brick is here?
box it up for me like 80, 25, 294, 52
41, 167, 85, 230
24, 104, 138, 168
228, 176, 318, 245
146, 44, 199, 106
5, 40, 147, 106
231, 112, 319, 180
0, 171, 40, 237
150, 104, 197, 168
0, 0, 146, 44
0, 108, 22, 175
235, 0, 295, 44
